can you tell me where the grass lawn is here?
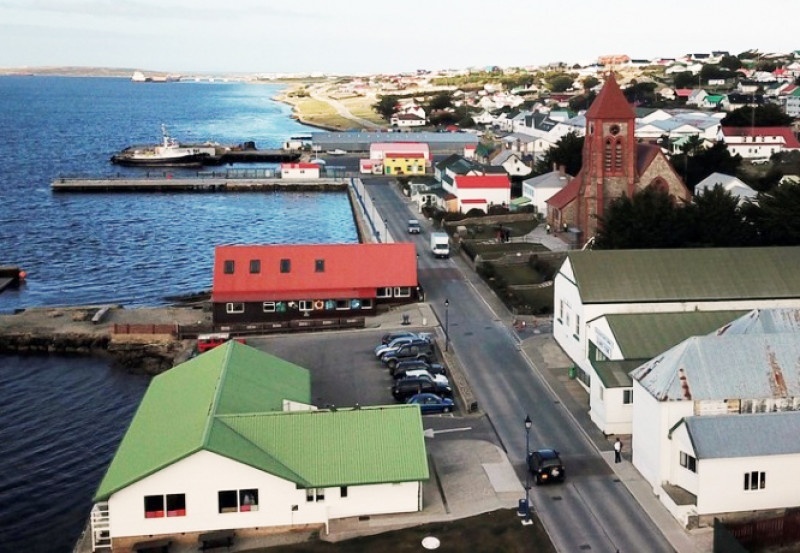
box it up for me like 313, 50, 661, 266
464, 241, 549, 261
291, 97, 354, 130
338, 95, 387, 125
246, 509, 556, 553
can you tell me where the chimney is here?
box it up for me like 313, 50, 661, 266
558, 165, 566, 176
552, 161, 557, 172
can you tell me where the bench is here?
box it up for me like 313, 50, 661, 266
198, 529, 235, 551
132, 538, 171, 553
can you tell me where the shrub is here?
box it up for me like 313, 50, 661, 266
465, 208, 486, 217
487, 204, 510, 216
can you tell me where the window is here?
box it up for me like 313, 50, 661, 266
377, 287, 392, 298
299, 300, 313, 312
223, 260, 235, 274
280, 258, 291, 273
604, 138, 612, 170
306, 488, 325, 502
226, 302, 244, 314
360, 299, 373, 309
614, 140, 623, 170
623, 389, 633, 404
249, 259, 261, 274
145, 494, 186, 518
335, 299, 349, 310
393, 287, 411, 298
744, 471, 766, 491
574, 315, 581, 340
315, 259, 325, 273
680, 451, 697, 473
218, 488, 259, 513
262, 302, 276, 313
340, 486, 348, 498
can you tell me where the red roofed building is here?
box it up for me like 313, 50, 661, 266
212, 243, 420, 325
280, 163, 320, 180
383, 152, 427, 175
546, 74, 690, 246
447, 174, 511, 213
366, 142, 431, 175
716, 126, 800, 160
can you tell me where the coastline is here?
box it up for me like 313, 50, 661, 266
273, 82, 384, 132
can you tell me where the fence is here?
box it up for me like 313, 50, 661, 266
715, 510, 800, 552
176, 317, 366, 339
112, 323, 176, 335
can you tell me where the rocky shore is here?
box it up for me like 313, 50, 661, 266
0, 304, 209, 374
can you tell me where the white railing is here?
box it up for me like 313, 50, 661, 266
90, 502, 111, 551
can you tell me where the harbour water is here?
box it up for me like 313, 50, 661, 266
0, 76, 357, 552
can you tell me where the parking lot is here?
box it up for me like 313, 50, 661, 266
245, 322, 462, 414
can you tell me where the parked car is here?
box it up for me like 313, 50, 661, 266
395, 369, 449, 385
390, 359, 446, 378
527, 448, 565, 485
375, 334, 430, 358
406, 393, 454, 414
381, 340, 436, 369
379, 330, 420, 346
408, 219, 421, 234
391, 375, 452, 402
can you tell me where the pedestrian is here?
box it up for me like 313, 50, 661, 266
614, 437, 622, 463
546, 223, 551, 234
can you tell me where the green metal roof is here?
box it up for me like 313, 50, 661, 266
604, 311, 747, 360
95, 342, 428, 500
567, 247, 800, 304
592, 360, 643, 388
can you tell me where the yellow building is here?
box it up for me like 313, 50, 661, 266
383, 153, 427, 175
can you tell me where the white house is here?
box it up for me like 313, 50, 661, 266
444, 174, 511, 214
717, 127, 800, 160
390, 113, 426, 128
693, 172, 758, 204
490, 150, 532, 177
521, 167, 572, 215
90, 342, 428, 552
631, 308, 800, 527
553, 247, 800, 413
280, 163, 320, 180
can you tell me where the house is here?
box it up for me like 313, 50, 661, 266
693, 172, 758, 204
553, 247, 800, 405
280, 163, 320, 180
383, 152, 427, 175
390, 113, 426, 128
211, 243, 420, 326
521, 167, 572, 216
366, 142, 431, 175
717, 127, 800, 160
784, 88, 800, 117
445, 174, 511, 214
489, 150, 532, 177
546, 74, 690, 247
91, 341, 429, 552
631, 308, 800, 527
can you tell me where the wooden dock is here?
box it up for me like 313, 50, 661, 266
51, 177, 349, 193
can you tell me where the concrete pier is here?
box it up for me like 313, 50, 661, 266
51, 177, 348, 193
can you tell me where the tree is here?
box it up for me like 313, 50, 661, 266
532, 132, 584, 176
685, 185, 756, 247
622, 82, 657, 106
594, 187, 688, 249
742, 183, 800, 245
671, 141, 742, 188
721, 104, 793, 127
372, 95, 399, 121
568, 91, 596, 112
719, 55, 743, 71
547, 75, 574, 93
672, 71, 697, 90
427, 91, 454, 112
582, 76, 600, 90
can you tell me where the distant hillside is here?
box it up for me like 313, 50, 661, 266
0, 66, 140, 77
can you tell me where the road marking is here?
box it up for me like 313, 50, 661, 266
423, 426, 472, 438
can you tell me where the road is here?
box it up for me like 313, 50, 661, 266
308, 84, 383, 130
366, 178, 674, 553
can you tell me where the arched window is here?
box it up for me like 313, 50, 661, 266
614, 139, 623, 170
648, 178, 669, 195
604, 138, 612, 170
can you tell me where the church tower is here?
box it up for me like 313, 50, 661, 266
576, 73, 637, 240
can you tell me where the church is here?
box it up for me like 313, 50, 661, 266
546, 74, 690, 247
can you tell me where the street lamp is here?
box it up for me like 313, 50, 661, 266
523, 414, 533, 525
444, 299, 450, 352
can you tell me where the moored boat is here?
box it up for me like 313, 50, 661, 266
111, 125, 216, 167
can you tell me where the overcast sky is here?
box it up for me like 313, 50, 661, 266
0, 0, 797, 75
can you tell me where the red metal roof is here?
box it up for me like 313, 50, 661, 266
461, 198, 486, 204
454, 175, 510, 189
546, 169, 581, 210
720, 127, 800, 148
212, 243, 418, 302
385, 152, 426, 159
585, 73, 636, 120
281, 163, 320, 169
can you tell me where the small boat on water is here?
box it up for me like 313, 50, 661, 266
111, 125, 216, 167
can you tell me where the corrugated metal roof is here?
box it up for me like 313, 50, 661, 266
593, 360, 642, 388
631, 333, 800, 401
605, 311, 747, 359
95, 342, 428, 501
684, 412, 800, 459
567, 247, 800, 303
714, 308, 800, 336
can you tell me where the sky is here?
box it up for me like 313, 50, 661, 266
0, 0, 798, 75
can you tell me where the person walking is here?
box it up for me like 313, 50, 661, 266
614, 438, 623, 463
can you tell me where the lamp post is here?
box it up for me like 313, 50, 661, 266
523, 414, 533, 525
444, 299, 450, 352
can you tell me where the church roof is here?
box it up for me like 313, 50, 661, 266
585, 74, 636, 120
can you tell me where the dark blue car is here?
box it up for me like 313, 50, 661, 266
406, 393, 454, 414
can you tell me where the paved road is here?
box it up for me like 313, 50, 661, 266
367, 179, 674, 553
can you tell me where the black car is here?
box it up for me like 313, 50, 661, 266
527, 448, 565, 485
379, 330, 421, 346
391, 361, 446, 380
381, 340, 436, 369
391, 375, 452, 402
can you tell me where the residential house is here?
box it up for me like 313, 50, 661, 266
489, 150, 532, 177
717, 126, 800, 160
686, 89, 708, 107
693, 172, 758, 204
280, 163, 320, 180
390, 113, 426, 128
91, 341, 428, 552
366, 142, 431, 175
383, 152, 427, 175
720, 93, 764, 112
631, 308, 800, 527
553, 247, 800, 404
784, 88, 800, 117
444, 174, 511, 214
211, 243, 419, 326
521, 167, 572, 216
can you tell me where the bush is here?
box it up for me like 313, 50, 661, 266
487, 204, 510, 216
465, 208, 486, 217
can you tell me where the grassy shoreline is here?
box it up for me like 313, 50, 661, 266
274, 83, 383, 131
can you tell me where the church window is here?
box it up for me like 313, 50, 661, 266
614, 140, 623, 170
604, 138, 612, 170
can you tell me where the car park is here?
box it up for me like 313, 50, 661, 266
527, 448, 565, 485
379, 330, 420, 346
406, 393, 454, 414
381, 340, 436, 369
374, 334, 427, 358
390, 359, 445, 377
391, 375, 452, 402
394, 369, 449, 385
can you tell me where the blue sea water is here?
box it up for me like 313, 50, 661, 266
0, 76, 356, 552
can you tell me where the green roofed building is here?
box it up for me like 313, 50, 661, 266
553, 246, 800, 435
90, 341, 429, 552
